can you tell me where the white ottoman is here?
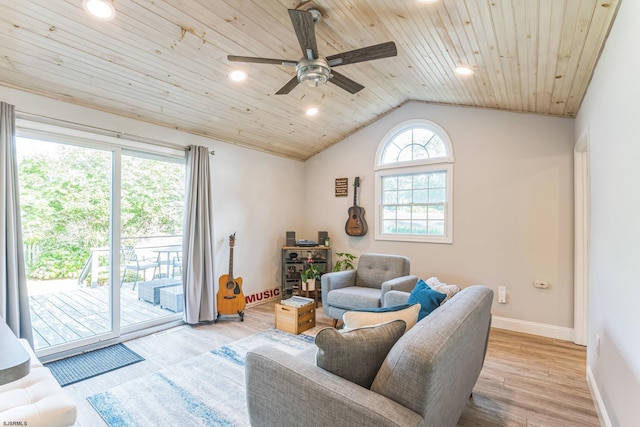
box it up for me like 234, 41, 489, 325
0, 340, 77, 427
160, 284, 184, 312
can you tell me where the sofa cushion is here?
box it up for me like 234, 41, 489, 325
425, 277, 462, 305
342, 303, 420, 331
315, 320, 406, 388
0, 342, 77, 427
325, 286, 382, 310
407, 279, 446, 320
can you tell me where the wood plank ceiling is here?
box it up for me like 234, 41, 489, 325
0, 0, 620, 161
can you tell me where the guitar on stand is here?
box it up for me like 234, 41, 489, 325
216, 233, 245, 321
345, 176, 368, 236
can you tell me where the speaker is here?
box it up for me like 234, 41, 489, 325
286, 231, 296, 246
318, 231, 328, 246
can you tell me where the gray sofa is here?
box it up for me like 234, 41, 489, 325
246, 285, 494, 427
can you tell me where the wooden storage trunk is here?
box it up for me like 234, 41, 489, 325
275, 301, 316, 334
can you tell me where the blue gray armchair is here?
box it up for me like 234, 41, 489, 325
321, 253, 418, 328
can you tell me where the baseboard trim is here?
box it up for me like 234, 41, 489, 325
587, 365, 613, 427
491, 315, 574, 341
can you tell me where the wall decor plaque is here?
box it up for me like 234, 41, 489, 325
335, 178, 348, 197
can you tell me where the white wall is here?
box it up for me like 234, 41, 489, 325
0, 86, 305, 304
1, 84, 577, 334
575, 0, 640, 424
306, 101, 575, 332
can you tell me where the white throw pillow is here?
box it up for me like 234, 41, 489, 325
426, 276, 461, 305
342, 303, 421, 331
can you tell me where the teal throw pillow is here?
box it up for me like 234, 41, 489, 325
407, 278, 446, 321
350, 303, 414, 313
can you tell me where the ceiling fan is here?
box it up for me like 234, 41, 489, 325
227, 7, 397, 95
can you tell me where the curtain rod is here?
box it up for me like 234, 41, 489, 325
16, 111, 190, 153
186, 146, 215, 155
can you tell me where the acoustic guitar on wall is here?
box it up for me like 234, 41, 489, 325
216, 233, 245, 321
345, 176, 368, 236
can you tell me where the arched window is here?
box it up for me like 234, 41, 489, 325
374, 120, 454, 243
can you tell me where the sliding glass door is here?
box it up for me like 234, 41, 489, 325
17, 138, 116, 353
16, 129, 185, 357
119, 151, 185, 331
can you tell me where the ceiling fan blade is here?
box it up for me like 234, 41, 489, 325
275, 76, 300, 95
329, 71, 364, 94
227, 55, 297, 66
288, 9, 318, 60
326, 41, 397, 67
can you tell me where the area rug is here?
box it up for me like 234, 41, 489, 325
87, 328, 315, 426
46, 343, 144, 387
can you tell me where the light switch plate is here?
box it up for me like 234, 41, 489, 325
498, 286, 507, 303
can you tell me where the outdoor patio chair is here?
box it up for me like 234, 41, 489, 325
120, 245, 159, 290
172, 254, 182, 279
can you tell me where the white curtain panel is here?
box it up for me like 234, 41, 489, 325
0, 101, 33, 344
182, 145, 216, 323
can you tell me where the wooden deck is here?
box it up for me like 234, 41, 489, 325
29, 283, 181, 351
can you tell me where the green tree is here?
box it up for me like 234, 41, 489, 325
121, 155, 184, 237
18, 141, 184, 280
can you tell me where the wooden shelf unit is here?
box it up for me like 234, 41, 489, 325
281, 246, 331, 299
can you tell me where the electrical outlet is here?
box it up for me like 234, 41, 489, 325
498, 286, 507, 304
596, 334, 601, 355
534, 280, 550, 289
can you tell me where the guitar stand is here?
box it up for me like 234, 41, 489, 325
215, 310, 245, 322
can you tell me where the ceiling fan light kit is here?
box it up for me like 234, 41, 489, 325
297, 59, 331, 88
227, 8, 397, 95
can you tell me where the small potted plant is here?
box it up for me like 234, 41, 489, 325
300, 261, 322, 291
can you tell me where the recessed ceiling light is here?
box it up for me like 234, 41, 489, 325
454, 66, 474, 76
229, 70, 247, 82
305, 107, 319, 116
83, 0, 116, 21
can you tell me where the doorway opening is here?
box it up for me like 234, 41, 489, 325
16, 127, 186, 358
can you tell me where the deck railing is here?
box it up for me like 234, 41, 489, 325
77, 235, 183, 287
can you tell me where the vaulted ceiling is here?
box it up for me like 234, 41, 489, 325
0, 1, 619, 160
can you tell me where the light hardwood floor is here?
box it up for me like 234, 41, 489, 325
64, 301, 600, 427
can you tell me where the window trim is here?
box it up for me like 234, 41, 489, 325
16, 117, 185, 160
374, 120, 454, 244
374, 119, 454, 171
